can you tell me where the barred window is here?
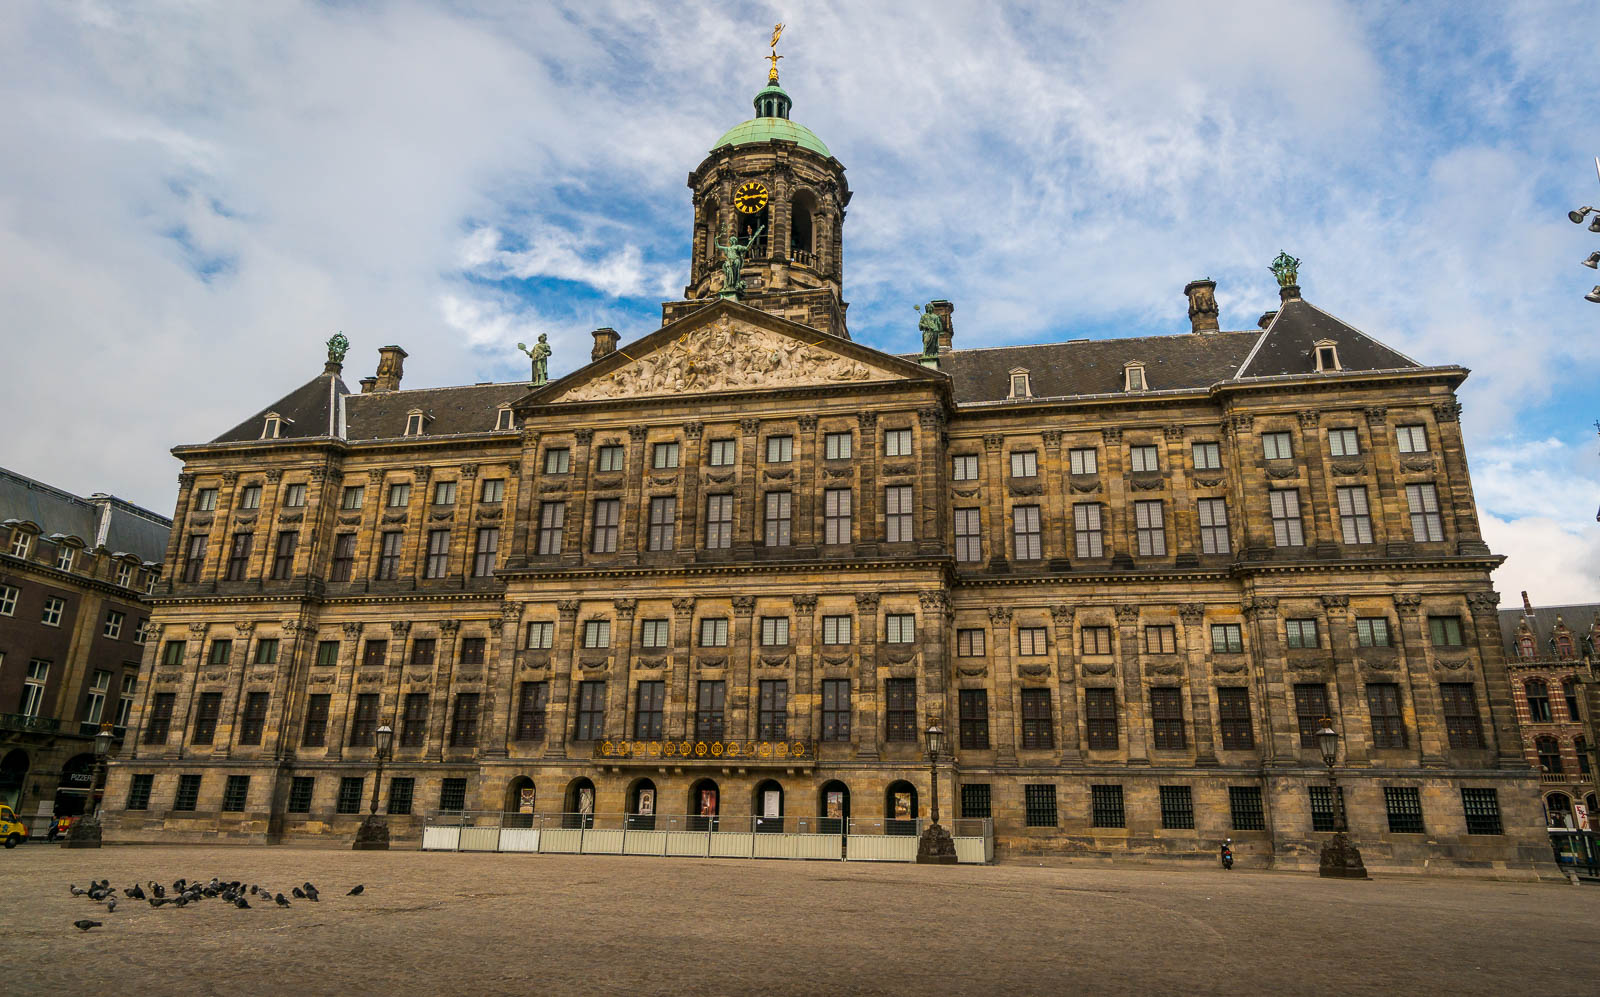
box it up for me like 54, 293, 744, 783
957, 628, 986, 656
1428, 615, 1464, 647
1150, 687, 1186, 750
705, 494, 733, 549
1218, 687, 1254, 749
543, 447, 570, 474
439, 778, 467, 813
824, 432, 853, 460
1091, 784, 1124, 827
952, 454, 979, 480
698, 618, 728, 647
1461, 788, 1502, 835
1229, 786, 1265, 831
822, 615, 852, 645
596, 445, 624, 472
758, 680, 788, 740
1134, 500, 1166, 556
885, 614, 916, 644
1159, 785, 1194, 829
1192, 441, 1221, 471
1211, 624, 1243, 653
1309, 785, 1343, 832
1440, 683, 1484, 749
387, 777, 414, 816
652, 441, 681, 469
1336, 486, 1374, 544
639, 619, 669, 649
820, 679, 850, 741
525, 621, 553, 650
697, 680, 726, 740
335, 777, 364, 814
584, 619, 611, 648
1020, 688, 1054, 749
1074, 503, 1104, 558
1262, 431, 1293, 460
1197, 498, 1230, 554
1013, 505, 1042, 560
516, 682, 547, 741
1356, 617, 1391, 647
222, 775, 250, 812
425, 529, 450, 578
1269, 490, 1304, 546
885, 485, 914, 543
884, 428, 913, 457
574, 681, 605, 741
1384, 787, 1425, 834
1395, 424, 1427, 453
1069, 448, 1098, 474
824, 489, 853, 544
1144, 625, 1176, 654
1285, 618, 1319, 649
126, 773, 153, 811
954, 507, 982, 562
1366, 683, 1407, 748
760, 616, 790, 646
1024, 784, 1057, 827
961, 783, 992, 819
1294, 684, 1330, 747
1010, 451, 1038, 478
885, 678, 917, 742
1129, 445, 1159, 472
958, 689, 989, 749
1082, 626, 1113, 656
707, 439, 735, 467
764, 491, 792, 546
302, 693, 330, 747
1406, 483, 1444, 542
634, 681, 665, 739
1018, 627, 1048, 656
591, 499, 620, 553
1085, 688, 1118, 749
287, 777, 314, 813
174, 774, 202, 812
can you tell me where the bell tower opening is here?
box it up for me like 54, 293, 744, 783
790, 188, 817, 266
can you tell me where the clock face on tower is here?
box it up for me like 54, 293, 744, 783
734, 180, 769, 214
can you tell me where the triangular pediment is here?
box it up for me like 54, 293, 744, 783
525, 300, 940, 406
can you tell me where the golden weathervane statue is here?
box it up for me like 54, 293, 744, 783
767, 22, 784, 82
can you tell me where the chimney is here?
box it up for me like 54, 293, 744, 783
1183, 279, 1219, 333
373, 345, 407, 392
1257, 311, 1277, 329
1522, 591, 1534, 616
359, 376, 377, 393
591, 327, 620, 361
928, 300, 955, 351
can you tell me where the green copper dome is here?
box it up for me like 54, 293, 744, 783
710, 81, 831, 158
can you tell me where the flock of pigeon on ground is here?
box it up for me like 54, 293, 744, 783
68, 877, 365, 931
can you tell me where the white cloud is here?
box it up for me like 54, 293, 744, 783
1471, 431, 1600, 606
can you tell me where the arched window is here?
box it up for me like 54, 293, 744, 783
753, 779, 784, 833
1525, 679, 1552, 722
1556, 634, 1574, 659
1535, 736, 1563, 774
885, 780, 919, 836
689, 777, 719, 832
790, 189, 817, 263
562, 777, 595, 829
818, 780, 850, 835
1563, 678, 1581, 722
1575, 736, 1591, 777
503, 776, 536, 829
627, 778, 657, 830
1517, 635, 1535, 659
1545, 792, 1573, 828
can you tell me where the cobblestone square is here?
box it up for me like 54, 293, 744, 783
1, 846, 1593, 995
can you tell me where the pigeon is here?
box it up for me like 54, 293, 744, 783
302, 883, 319, 902
234, 897, 250, 909
173, 895, 189, 908
105, 899, 117, 913
346, 885, 364, 896
69, 884, 88, 897
274, 893, 290, 908
73, 920, 102, 931
151, 883, 165, 899
292, 887, 305, 899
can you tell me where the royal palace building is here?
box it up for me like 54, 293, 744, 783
102, 64, 1552, 875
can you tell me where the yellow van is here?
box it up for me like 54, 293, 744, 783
1, 804, 29, 848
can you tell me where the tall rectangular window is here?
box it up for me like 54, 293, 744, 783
1294, 684, 1329, 748
401, 692, 429, 747
1010, 451, 1038, 478
387, 482, 410, 508
196, 487, 218, 512
1211, 624, 1243, 653
705, 494, 734, 549
591, 499, 620, 553
1309, 785, 1343, 832
362, 639, 388, 668
425, 529, 450, 578
1013, 505, 1042, 560
1074, 503, 1104, 558
41, 597, 64, 627
1366, 683, 1407, 748
583, 620, 610, 648
824, 489, 853, 544
287, 776, 315, 813
699, 618, 728, 647
1082, 626, 1113, 655
1395, 424, 1428, 454
239, 484, 262, 510
954, 508, 981, 562
952, 454, 979, 480
696, 680, 726, 740
1129, 445, 1159, 472
885, 614, 916, 644
192, 692, 222, 745
760, 616, 789, 646
575, 681, 605, 741
1229, 786, 1266, 830
1218, 687, 1254, 749
1150, 687, 1186, 749
884, 428, 913, 457
1091, 785, 1125, 827
271, 531, 297, 579
126, 774, 154, 811
647, 497, 676, 551
480, 479, 505, 503
222, 775, 250, 812
757, 679, 788, 739
336, 777, 364, 815
824, 432, 853, 460
596, 445, 624, 472
182, 534, 208, 582
961, 783, 992, 819
1262, 432, 1293, 460
1336, 486, 1374, 544
1385, 787, 1425, 834
1160, 786, 1195, 829
885, 678, 917, 742
764, 435, 793, 463
472, 527, 499, 576
143, 692, 175, 744
329, 534, 356, 581
238, 692, 269, 745
1269, 490, 1304, 546
958, 689, 990, 749
634, 680, 665, 739
1355, 617, 1391, 647
1440, 683, 1485, 748
375, 531, 402, 580
1461, 788, 1502, 834
21, 660, 49, 717
957, 628, 986, 657
349, 693, 379, 746
439, 778, 467, 813
537, 501, 565, 555
0, 584, 15, 616
1069, 448, 1098, 474
302, 693, 330, 747
1134, 500, 1166, 556
885, 485, 914, 543
1085, 688, 1118, 749
764, 491, 792, 546
652, 441, 681, 469
207, 638, 233, 665
387, 777, 415, 816
340, 485, 365, 509
116, 673, 137, 727
1018, 627, 1048, 656
1328, 427, 1360, 457
1285, 618, 1318, 648
639, 619, 669, 649
822, 615, 852, 645
707, 439, 735, 466
821, 679, 850, 741
1144, 625, 1176, 654
174, 774, 202, 812
1192, 442, 1221, 471
1428, 615, 1464, 646
433, 480, 458, 505
1406, 483, 1444, 542
225, 533, 252, 581
1024, 785, 1057, 827
1021, 687, 1054, 749
1197, 498, 1230, 554
315, 640, 339, 666
83, 670, 110, 724
449, 692, 480, 746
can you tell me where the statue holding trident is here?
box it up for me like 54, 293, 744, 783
517, 333, 551, 387
716, 221, 764, 300
914, 302, 944, 359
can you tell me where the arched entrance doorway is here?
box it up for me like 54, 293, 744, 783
627, 778, 657, 830
0, 750, 27, 810
1546, 792, 1574, 829
818, 780, 850, 835
754, 779, 784, 833
886, 780, 919, 836
504, 777, 536, 828
55, 753, 95, 819
564, 777, 595, 829
689, 778, 719, 831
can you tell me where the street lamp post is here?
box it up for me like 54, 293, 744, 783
916, 722, 958, 865
1314, 718, 1368, 879
352, 724, 393, 851
65, 725, 115, 849
1568, 156, 1600, 303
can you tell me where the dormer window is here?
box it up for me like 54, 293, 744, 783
261, 411, 290, 439
57, 546, 74, 572
496, 406, 515, 432
9, 531, 32, 558
1313, 340, 1341, 372
404, 409, 429, 436
1124, 362, 1147, 392
1008, 368, 1032, 399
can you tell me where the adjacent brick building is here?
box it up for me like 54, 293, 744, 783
0, 467, 168, 832
100, 67, 1551, 875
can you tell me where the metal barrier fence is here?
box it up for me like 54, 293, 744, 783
419, 811, 994, 864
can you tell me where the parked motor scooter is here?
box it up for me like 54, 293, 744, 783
1220, 838, 1234, 870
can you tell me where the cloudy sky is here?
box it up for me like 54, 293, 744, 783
2, 0, 1596, 607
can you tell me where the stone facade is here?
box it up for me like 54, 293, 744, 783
100, 70, 1552, 877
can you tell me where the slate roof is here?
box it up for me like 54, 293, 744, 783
1498, 603, 1600, 660
1235, 297, 1421, 379
344, 382, 530, 441
0, 466, 171, 563
212, 371, 349, 443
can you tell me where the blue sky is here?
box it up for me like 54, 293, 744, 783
1, 0, 1596, 605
